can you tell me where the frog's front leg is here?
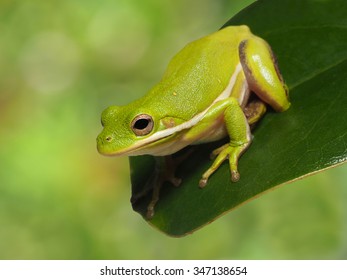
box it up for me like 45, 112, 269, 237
140, 156, 182, 219
133, 151, 193, 219
199, 97, 251, 187
239, 37, 290, 112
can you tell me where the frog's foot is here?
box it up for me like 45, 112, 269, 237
243, 97, 267, 126
131, 154, 185, 204
145, 156, 184, 219
199, 142, 250, 188
137, 151, 196, 219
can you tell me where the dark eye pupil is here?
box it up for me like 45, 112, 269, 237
134, 118, 149, 130
131, 114, 154, 136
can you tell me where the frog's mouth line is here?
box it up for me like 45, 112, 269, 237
103, 63, 244, 157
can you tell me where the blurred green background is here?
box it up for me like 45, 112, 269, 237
0, 0, 346, 259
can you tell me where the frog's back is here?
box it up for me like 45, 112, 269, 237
139, 26, 254, 120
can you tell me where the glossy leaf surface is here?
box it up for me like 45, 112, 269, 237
130, 0, 347, 236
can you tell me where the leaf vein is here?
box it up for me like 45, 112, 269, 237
289, 57, 347, 90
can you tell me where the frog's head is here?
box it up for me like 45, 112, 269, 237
97, 105, 155, 156
97, 105, 184, 157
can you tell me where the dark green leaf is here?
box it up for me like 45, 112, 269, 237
130, 0, 347, 236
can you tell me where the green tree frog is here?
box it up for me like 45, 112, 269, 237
97, 26, 290, 218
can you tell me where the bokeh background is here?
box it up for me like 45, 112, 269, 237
1, 0, 346, 259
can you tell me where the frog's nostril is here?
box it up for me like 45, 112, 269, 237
106, 136, 113, 142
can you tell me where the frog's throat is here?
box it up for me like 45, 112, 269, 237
119, 63, 244, 156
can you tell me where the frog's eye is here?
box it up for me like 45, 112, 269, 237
131, 114, 154, 136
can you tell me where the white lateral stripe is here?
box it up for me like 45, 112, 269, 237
237, 80, 248, 106
127, 63, 242, 152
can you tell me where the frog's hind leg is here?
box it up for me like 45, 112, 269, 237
239, 37, 290, 112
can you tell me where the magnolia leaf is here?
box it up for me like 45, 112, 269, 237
130, 0, 347, 236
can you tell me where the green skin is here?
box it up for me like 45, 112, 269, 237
97, 26, 290, 217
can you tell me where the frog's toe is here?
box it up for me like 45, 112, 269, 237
146, 207, 155, 220
199, 178, 208, 188
210, 143, 229, 159
231, 170, 240, 182
169, 176, 182, 187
